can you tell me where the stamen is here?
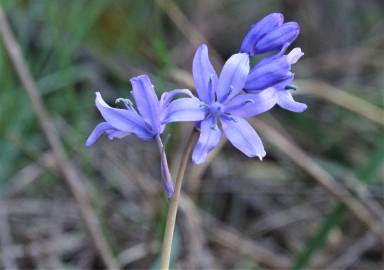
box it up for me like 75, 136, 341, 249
285, 84, 298, 91
228, 115, 238, 123
243, 99, 255, 105
115, 98, 134, 109
208, 74, 214, 93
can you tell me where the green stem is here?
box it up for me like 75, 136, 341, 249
160, 129, 198, 269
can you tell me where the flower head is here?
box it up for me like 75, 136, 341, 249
86, 74, 193, 197
166, 44, 277, 164
240, 13, 300, 56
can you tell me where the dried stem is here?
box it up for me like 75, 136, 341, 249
160, 129, 198, 269
253, 119, 384, 243
0, 5, 119, 269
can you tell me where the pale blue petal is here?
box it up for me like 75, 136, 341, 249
225, 87, 278, 118
216, 53, 250, 102
86, 122, 114, 147
221, 115, 266, 160
130, 75, 161, 134
160, 89, 194, 108
95, 92, 153, 139
277, 91, 307, 112
163, 98, 207, 123
193, 44, 218, 103
192, 116, 222, 164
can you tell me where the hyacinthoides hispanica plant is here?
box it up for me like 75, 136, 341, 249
86, 13, 307, 269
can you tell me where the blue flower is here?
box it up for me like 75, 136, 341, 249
165, 44, 277, 164
244, 48, 307, 112
85, 74, 193, 197
240, 13, 300, 56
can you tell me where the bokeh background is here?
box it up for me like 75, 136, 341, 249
0, 0, 383, 269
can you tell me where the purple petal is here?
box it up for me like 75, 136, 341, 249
255, 22, 300, 54
159, 89, 194, 108
287, 47, 304, 64
240, 13, 284, 56
192, 116, 222, 164
156, 136, 175, 198
130, 75, 161, 134
216, 53, 250, 102
277, 91, 307, 112
225, 87, 278, 118
245, 55, 292, 91
95, 92, 153, 140
193, 44, 218, 103
163, 97, 207, 123
221, 115, 266, 160
86, 122, 116, 147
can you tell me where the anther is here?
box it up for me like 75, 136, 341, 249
115, 98, 134, 109
210, 125, 218, 131
228, 115, 238, 122
243, 99, 255, 105
285, 84, 298, 91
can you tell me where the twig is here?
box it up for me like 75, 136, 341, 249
296, 79, 384, 126
327, 232, 376, 269
0, 203, 18, 270
155, 0, 222, 63
5, 151, 55, 197
0, 6, 119, 269
160, 129, 199, 269
117, 241, 159, 267
253, 120, 384, 242
204, 213, 292, 269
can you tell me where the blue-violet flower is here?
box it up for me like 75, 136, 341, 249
165, 44, 277, 164
85, 74, 193, 197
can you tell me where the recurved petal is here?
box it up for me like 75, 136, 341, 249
216, 53, 250, 102
240, 13, 284, 56
159, 89, 194, 108
286, 47, 304, 64
193, 44, 218, 103
163, 97, 207, 123
221, 115, 266, 160
225, 87, 278, 118
277, 91, 307, 112
85, 122, 115, 147
192, 116, 222, 164
95, 92, 153, 139
130, 74, 161, 134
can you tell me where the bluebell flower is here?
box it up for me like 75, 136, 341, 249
244, 47, 307, 112
85, 74, 193, 197
165, 44, 278, 164
240, 13, 300, 55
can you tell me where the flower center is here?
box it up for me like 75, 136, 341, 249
208, 102, 224, 116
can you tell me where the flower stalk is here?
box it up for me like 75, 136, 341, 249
160, 129, 198, 269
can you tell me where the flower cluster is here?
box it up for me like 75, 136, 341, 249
86, 13, 307, 197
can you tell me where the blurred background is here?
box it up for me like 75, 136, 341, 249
0, 0, 383, 269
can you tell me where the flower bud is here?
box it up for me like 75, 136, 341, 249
240, 13, 300, 55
